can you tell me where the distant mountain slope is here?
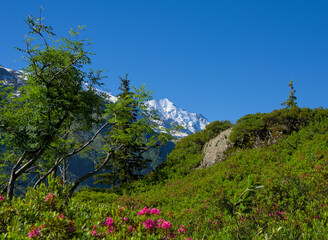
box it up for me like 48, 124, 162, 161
0, 65, 25, 88
0, 65, 210, 137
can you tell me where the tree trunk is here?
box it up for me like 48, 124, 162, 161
7, 173, 17, 199
6, 151, 27, 199
63, 158, 67, 183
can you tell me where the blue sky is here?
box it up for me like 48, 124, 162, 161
1, 0, 328, 122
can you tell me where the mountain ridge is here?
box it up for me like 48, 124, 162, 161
0, 65, 210, 137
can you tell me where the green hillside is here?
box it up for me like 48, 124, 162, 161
2, 106, 328, 239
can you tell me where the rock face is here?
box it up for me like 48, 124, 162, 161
198, 127, 233, 169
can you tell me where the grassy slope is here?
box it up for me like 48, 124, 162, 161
2, 108, 328, 239
77, 108, 328, 239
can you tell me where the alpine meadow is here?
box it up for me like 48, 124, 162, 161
1, 12, 328, 240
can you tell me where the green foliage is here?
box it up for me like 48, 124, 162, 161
146, 120, 233, 183
0, 14, 174, 200
2, 105, 328, 239
0, 14, 105, 198
281, 80, 297, 109
230, 113, 266, 149
2, 10, 328, 240
94, 76, 166, 186
230, 107, 328, 149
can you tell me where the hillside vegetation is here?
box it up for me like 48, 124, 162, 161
1, 14, 327, 240
2, 105, 328, 239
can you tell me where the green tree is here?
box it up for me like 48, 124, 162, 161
94, 75, 153, 186
63, 83, 173, 204
0, 15, 106, 198
281, 80, 297, 109
0, 14, 174, 202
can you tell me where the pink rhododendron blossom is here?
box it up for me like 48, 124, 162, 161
104, 217, 114, 227
91, 230, 98, 236
128, 226, 133, 232
162, 221, 172, 229
143, 219, 155, 229
138, 207, 150, 215
0, 195, 5, 201
156, 218, 165, 228
150, 208, 160, 215
28, 227, 41, 238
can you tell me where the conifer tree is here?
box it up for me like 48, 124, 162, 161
281, 80, 297, 109
94, 75, 153, 186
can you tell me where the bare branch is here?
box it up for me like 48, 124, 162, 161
33, 121, 113, 188
63, 144, 123, 205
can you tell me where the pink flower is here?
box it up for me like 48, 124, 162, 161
121, 217, 128, 221
91, 230, 98, 236
0, 195, 5, 201
162, 221, 172, 229
150, 208, 160, 215
28, 227, 41, 238
143, 219, 155, 229
128, 226, 133, 232
118, 206, 124, 212
104, 217, 114, 227
138, 207, 150, 215
178, 225, 186, 233
157, 218, 165, 228
45, 193, 55, 202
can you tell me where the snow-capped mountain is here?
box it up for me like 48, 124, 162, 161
0, 65, 210, 137
147, 98, 209, 137
0, 65, 25, 87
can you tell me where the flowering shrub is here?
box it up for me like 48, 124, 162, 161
28, 226, 41, 239
2, 109, 328, 239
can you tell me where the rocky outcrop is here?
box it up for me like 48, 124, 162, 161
198, 127, 233, 169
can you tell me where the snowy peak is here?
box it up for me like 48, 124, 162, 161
147, 98, 210, 137
98, 93, 210, 137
